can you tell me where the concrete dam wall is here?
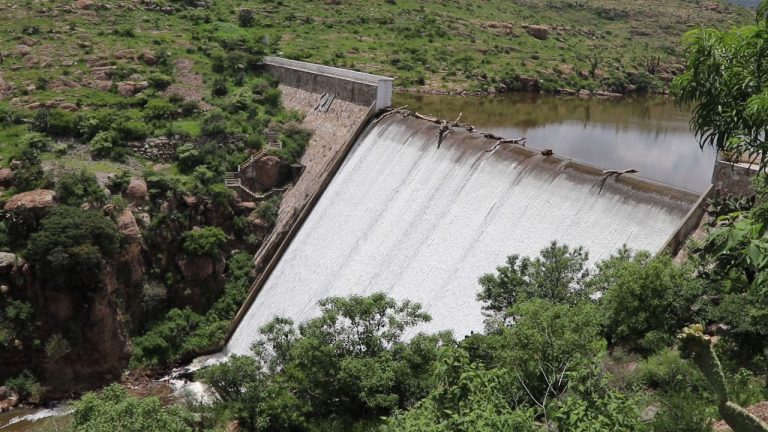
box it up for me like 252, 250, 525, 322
225, 114, 699, 355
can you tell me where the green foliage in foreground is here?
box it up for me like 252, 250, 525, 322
72, 385, 194, 432
679, 324, 768, 432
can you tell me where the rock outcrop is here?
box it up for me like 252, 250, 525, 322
524, 24, 550, 40
0, 253, 17, 275
125, 178, 148, 204
4, 189, 56, 212
253, 155, 282, 189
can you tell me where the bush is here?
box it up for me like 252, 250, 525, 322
55, 170, 108, 207
18, 132, 53, 151
26, 206, 120, 290
212, 77, 229, 97
72, 384, 194, 432
181, 226, 227, 257
477, 241, 591, 327
143, 99, 177, 121
591, 249, 704, 352
89, 130, 118, 158
148, 73, 173, 90
11, 148, 52, 192
4, 370, 42, 403
30, 109, 76, 136
238, 8, 255, 27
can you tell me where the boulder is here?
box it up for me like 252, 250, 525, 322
125, 178, 148, 203
15, 44, 31, 57
140, 52, 157, 66
116, 209, 141, 240
517, 76, 540, 92
177, 255, 214, 281
0, 168, 13, 187
116, 81, 149, 97
253, 155, 282, 189
525, 25, 550, 40
0, 252, 17, 275
4, 189, 56, 212
74, 0, 97, 9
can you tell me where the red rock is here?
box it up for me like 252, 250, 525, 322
253, 155, 282, 189
117, 209, 141, 240
0, 168, 13, 187
177, 255, 214, 280
525, 25, 550, 40
125, 178, 148, 203
4, 189, 56, 212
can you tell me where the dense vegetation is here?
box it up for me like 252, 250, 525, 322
0, 0, 311, 402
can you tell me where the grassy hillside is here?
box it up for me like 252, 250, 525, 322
0, 0, 753, 101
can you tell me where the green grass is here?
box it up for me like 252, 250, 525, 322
0, 124, 29, 167
0, 0, 754, 98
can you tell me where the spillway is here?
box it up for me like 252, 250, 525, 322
226, 115, 697, 355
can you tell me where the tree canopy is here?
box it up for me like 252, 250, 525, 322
672, 2, 768, 168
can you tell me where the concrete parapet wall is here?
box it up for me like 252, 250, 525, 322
662, 184, 714, 256
712, 160, 758, 196
264, 56, 393, 110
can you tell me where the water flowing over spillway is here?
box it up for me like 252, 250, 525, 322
226, 115, 697, 355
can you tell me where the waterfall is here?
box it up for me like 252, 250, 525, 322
225, 115, 697, 355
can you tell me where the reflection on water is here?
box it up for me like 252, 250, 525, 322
394, 93, 716, 193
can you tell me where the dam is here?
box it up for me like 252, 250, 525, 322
224, 111, 699, 355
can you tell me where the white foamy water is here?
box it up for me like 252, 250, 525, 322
226, 116, 697, 355
0, 405, 72, 429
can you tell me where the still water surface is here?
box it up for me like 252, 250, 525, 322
394, 93, 716, 193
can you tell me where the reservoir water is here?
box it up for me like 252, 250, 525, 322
394, 93, 716, 193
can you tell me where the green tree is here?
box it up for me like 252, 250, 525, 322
26, 206, 119, 290
672, 2, 768, 168
500, 300, 606, 407
383, 348, 541, 432
477, 241, 590, 327
591, 249, 704, 352
181, 226, 227, 257
72, 384, 194, 432
55, 170, 108, 207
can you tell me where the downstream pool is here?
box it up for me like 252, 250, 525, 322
394, 93, 716, 193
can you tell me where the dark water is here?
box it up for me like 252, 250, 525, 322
394, 93, 715, 193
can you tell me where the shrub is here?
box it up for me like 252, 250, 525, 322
148, 73, 173, 90
591, 249, 704, 352
238, 8, 256, 27
181, 226, 227, 256
89, 130, 119, 158
477, 241, 591, 327
30, 109, 76, 136
26, 206, 120, 290
4, 370, 42, 403
11, 148, 52, 192
212, 77, 229, 97
72, 384, 194, 432
55, 170, 109, 207
143, 99, 177, 121
18, 132, 53, 151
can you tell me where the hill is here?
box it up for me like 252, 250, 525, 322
0, 0, 754, 100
